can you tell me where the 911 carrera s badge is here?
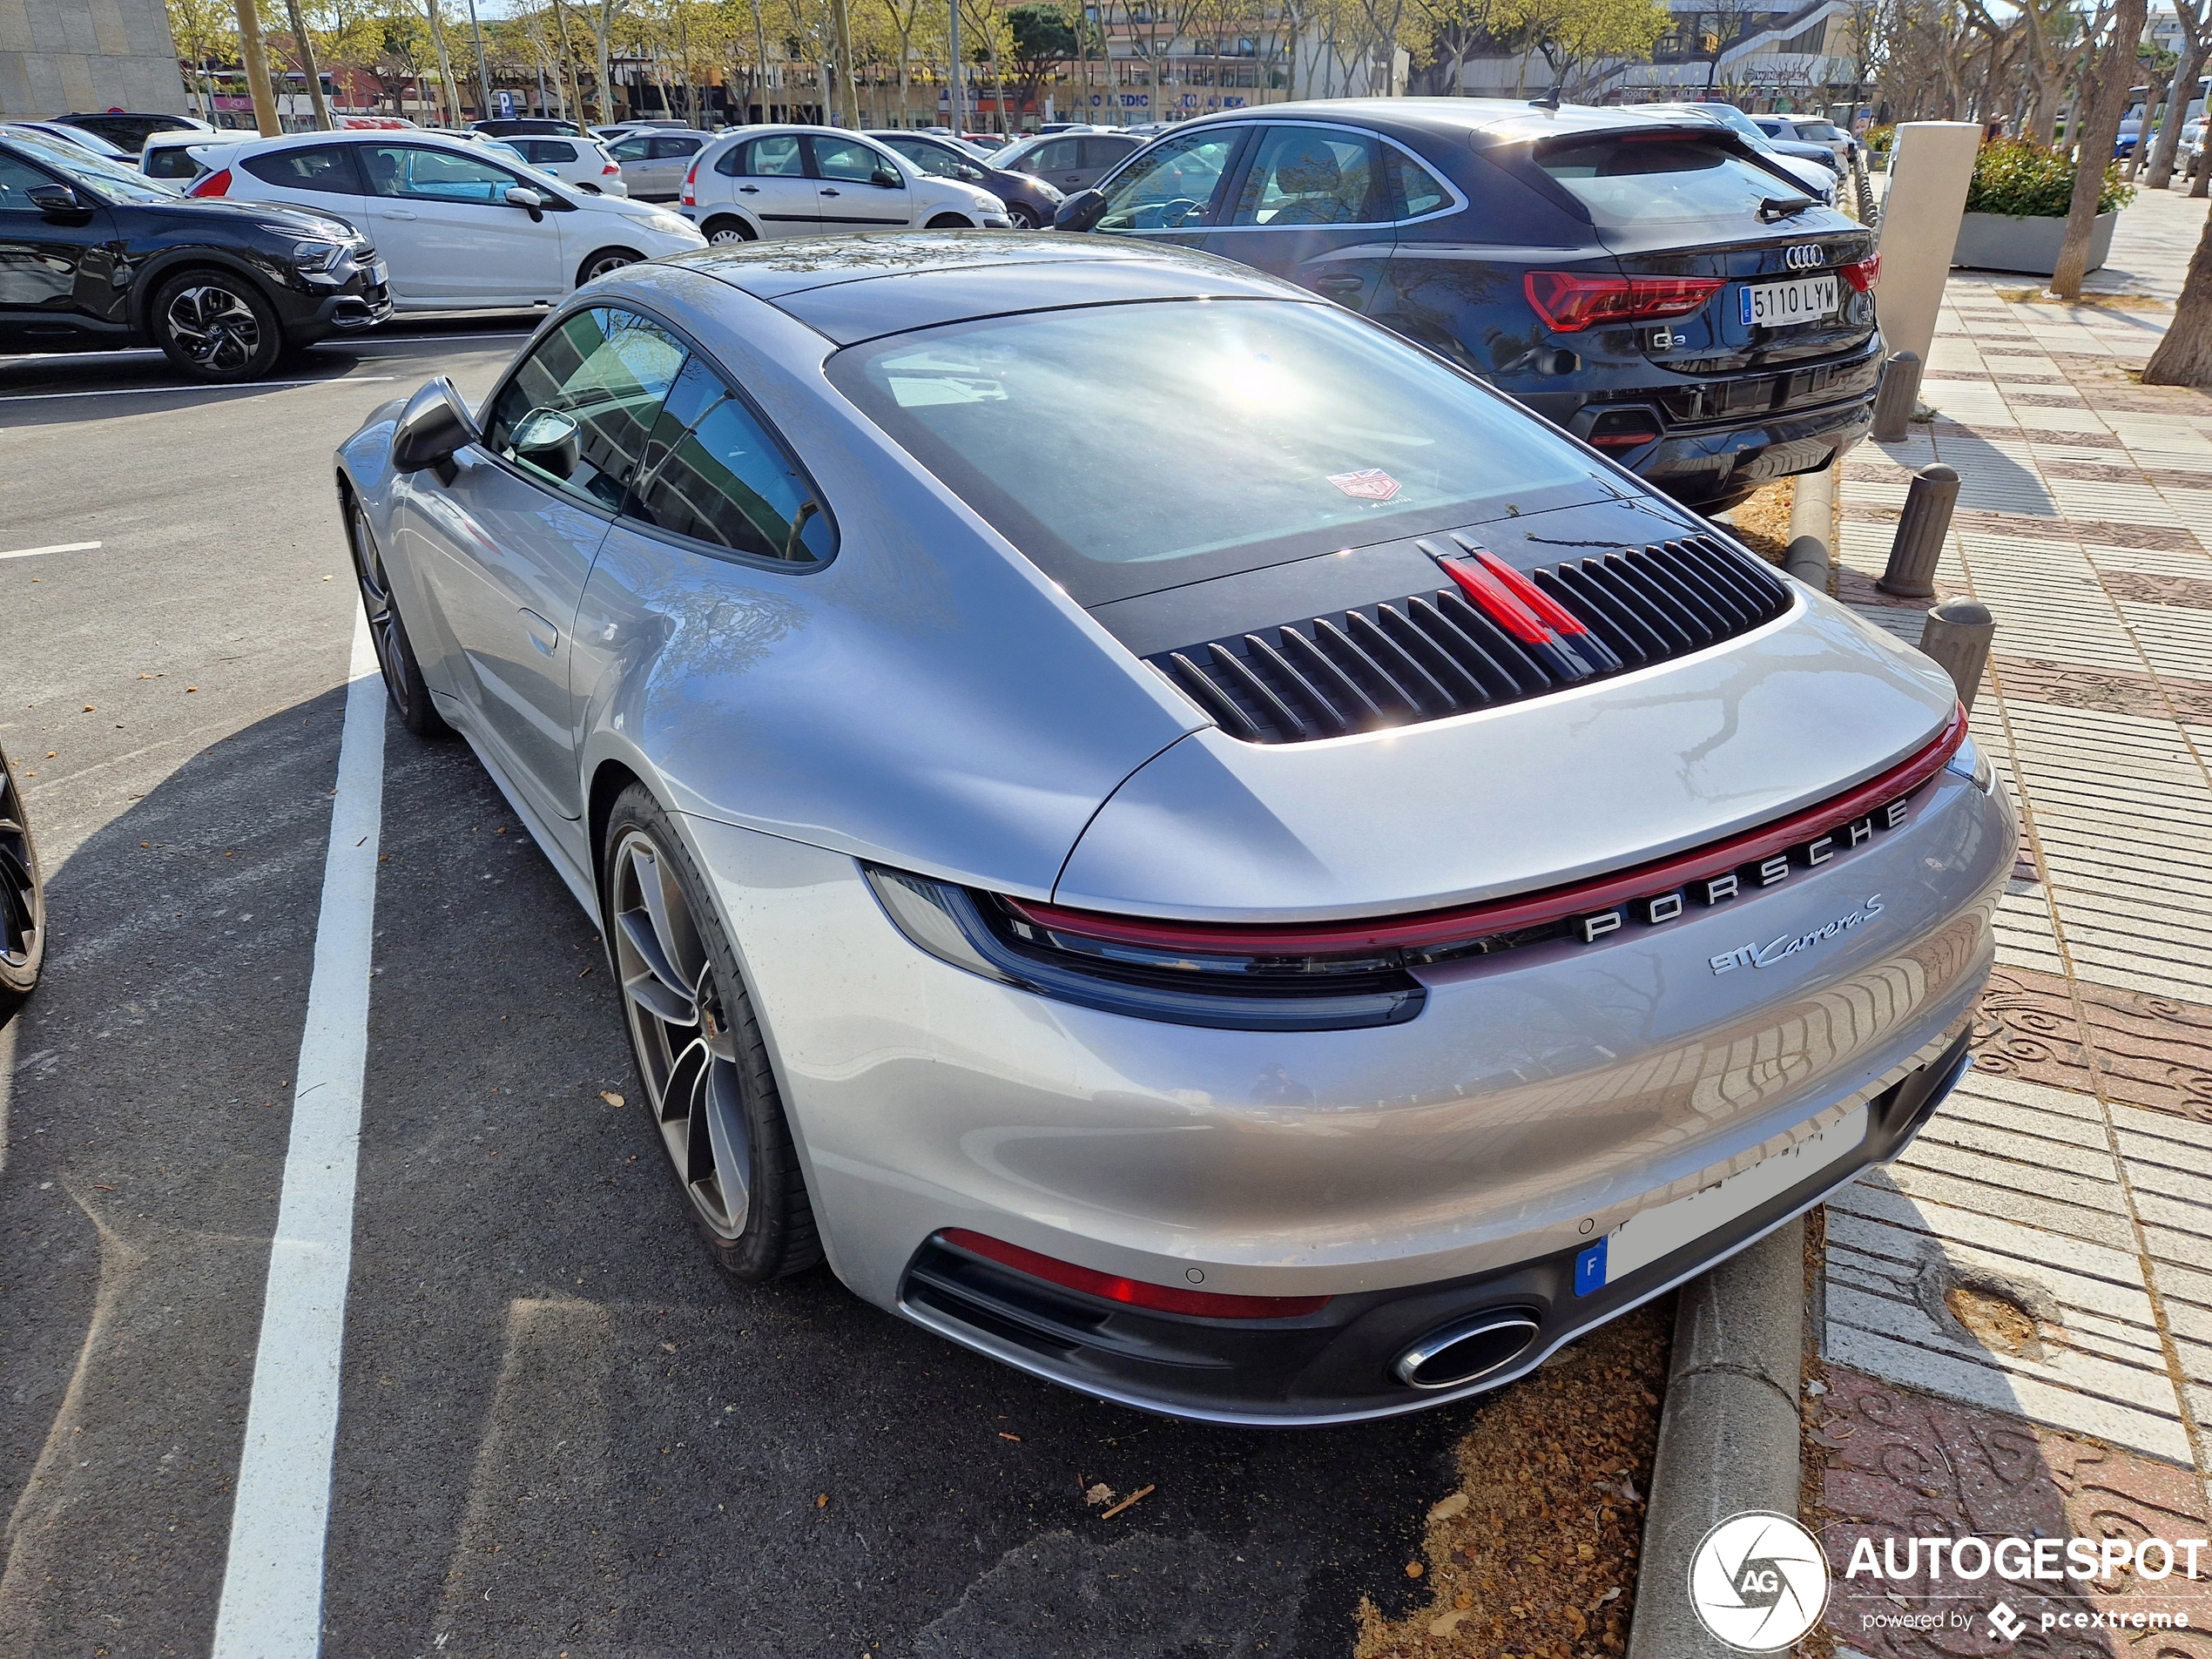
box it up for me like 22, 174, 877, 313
1327, 468, 1402, 501
1709, 895, 1883, 974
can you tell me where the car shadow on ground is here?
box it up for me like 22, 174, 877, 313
0, 682, 1489, 1658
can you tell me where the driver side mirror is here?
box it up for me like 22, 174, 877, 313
504, 185, 545, 221
27, 183, 84, 217
391, 376, 478, 482
1055, 188, 1106, 233
512, 408, 580, 480
871, 166, 901, 189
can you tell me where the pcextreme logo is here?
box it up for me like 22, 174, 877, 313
1689, 1512, 1831, 1651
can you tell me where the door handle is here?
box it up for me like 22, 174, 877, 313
738, 185, 759, 192
380, 207, 419, 219
518, 607, 559, 657
819, 187, 841, 196
1313, 274, 1365, 295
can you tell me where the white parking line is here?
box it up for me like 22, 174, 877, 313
0, 376, 395, 404
209, 614, 385, 1659
0, 541, 100, 561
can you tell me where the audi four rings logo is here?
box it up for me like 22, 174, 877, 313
1574, 796, 1912, 948
1690, 1512, 1831, 1651
1785, 245, 1824, 269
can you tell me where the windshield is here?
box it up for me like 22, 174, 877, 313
1541, 136, 1804, 224
4, 130, 178, 201
827, 299, 1608, 605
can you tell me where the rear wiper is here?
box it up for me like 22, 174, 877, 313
1757, 195, 1816, 221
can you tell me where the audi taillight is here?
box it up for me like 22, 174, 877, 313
1840, 253, 1882, 292
189, 167, 232, 198
1524, 270, 1723, 332
939, 1231, 1332, 1319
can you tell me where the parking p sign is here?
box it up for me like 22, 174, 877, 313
495, 88, 515, 118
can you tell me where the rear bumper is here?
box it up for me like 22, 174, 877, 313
1613, 388, 1874, 505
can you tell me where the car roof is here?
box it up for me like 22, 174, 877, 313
1177, 97, 1727, 152
669, 232, 1304, 346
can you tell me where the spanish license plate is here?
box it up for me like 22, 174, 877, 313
1740, 273, 1838, 328
1573, 1103, 1867, 1296
369, 261, 388, 287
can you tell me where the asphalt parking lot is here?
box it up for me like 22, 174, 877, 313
0, 320, 1481, 1658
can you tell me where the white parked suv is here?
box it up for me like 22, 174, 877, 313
505, 133, 628, 196
183, 130, 703, 308
679, 125, 1009, 243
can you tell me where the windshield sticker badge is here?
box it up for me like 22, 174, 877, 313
1327, 469, 1402, 502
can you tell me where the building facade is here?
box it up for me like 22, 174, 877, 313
2, 0, 185, 118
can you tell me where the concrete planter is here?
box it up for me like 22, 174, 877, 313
1869, 151, 1890, 172
1952, 208, 2117, 275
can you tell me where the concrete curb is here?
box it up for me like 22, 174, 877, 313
1624, 1217, 1807, 1659
1783, 460, 1837, 590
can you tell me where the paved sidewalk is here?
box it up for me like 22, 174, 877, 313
1811, 193, 2212, 1655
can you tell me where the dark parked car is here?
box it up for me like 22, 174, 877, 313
0, 741, 43, 1015
56, 110, 214, 154
997, 129, 1144, 195
0, 128, 391, 379
867, 129, 1064, 228
1055, 99, 1880, 511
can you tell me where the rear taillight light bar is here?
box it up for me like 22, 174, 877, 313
940, 1230, 1331, 1319
1840, 253, 1881, 292
680, 156, 698, 206
189, 167, 232, 198
1525, 270, 1723, 333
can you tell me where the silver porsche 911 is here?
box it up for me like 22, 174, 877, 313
335, 233, 2012, 1425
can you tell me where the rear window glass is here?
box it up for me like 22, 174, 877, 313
826, 300, 1603, 605
1540, 137, 1807, 224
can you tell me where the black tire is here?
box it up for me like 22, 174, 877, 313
0, 743, 45, 1013
1007, 202, 1041, 230
576, 246, 643, 287
346, 493, 451, 738
602, 785, 819, 1280
702, 214, 756, 245
149, 268, 285, 382
925, 212, 973, 229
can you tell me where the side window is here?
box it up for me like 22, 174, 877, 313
1227, 126, 1379, 226
810, 136, 888, 182
143, 145, 201, 181
1022, 138, 1076, 174
1383, 144, 1451, 219
241, 144, 362, 194
1080, 136, 1134, 171
0, 152, 58, 206
740, 134, 806, 177
483, 307, 689, 511
1096, 130, 1241, 231
610, 135, 654, 162
631, 373, 835, 564
651, 136, 702, 160
894, 139, 962, 179
362, 144, 519, 204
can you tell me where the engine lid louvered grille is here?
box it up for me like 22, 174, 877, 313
1146, 533, 1791, 745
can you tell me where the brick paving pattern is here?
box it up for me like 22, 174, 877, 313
1814, 187, 2212, 1656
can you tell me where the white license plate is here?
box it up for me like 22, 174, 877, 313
1574, 1103, 1867, 1295
1739, 273, 1838, 328
369, 261, 388, 287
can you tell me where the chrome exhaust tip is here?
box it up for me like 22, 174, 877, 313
1393, 1309, 1542, 1390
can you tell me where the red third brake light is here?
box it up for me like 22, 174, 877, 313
189, 167, 232, 198
941, 1230, 1332, 1319
1524, 270, 1723, 332
1840, 252, 1882, 292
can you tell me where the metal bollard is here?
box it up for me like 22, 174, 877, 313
1919, 596, 1996, 711
1878, 462, 1960, 597
1871, 349, 1923, 442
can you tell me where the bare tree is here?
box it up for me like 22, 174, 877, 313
2144, 0, 2206, 187
2145, 207, 2212, 381
2051, 0, 2145, 300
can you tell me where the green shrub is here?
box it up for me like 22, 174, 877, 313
1963, 138, 2134, 218
1866, 124, 1895, 152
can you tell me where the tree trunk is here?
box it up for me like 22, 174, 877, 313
422, 0, 462, 126
2051, 0, 2146, 300
2146, 37, 2207, 186
2144, 202, 2212, 382
281, 0, 334, 128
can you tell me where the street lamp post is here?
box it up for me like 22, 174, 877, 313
949, 0, 962, 134
463, 0, 495, 120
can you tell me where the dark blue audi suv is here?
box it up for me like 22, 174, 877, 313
1055, 99, 1881, 512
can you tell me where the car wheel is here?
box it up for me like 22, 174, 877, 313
0, 744, 45, 1012
577, 246, 643, 287
925, 212, 973, 229
347, 496, 450, 738
150, 270, 283, 383
1007, 202, 1041, 230
702, 215, 755, 244
603, 785, 821, 1281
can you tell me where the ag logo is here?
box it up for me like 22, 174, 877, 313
1688, 1511, 1830, 1651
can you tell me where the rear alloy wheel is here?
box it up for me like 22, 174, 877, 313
577, 246, 643, 287
151, 271, 283, 383
0, 745, 44, 1009
604, 786, 819, 1279
347, 497, 450, 737
702, 215, 756, 245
